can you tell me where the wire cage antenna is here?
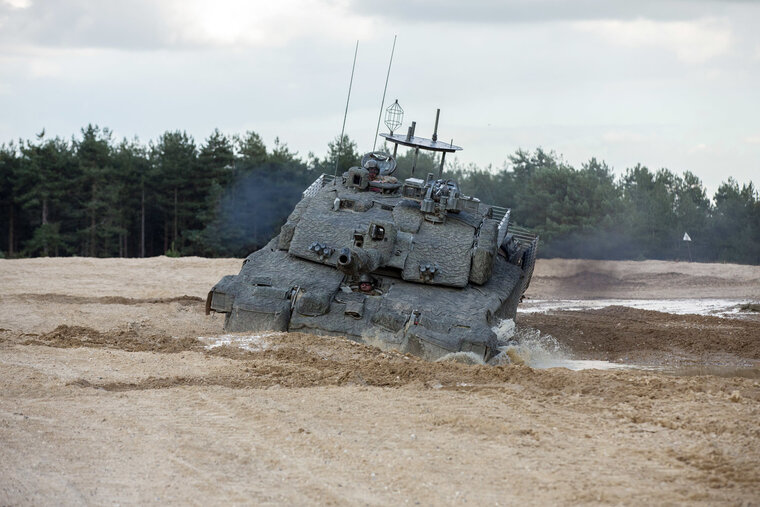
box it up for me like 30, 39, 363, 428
334, 40, 359, 177
373, 35, 397, 152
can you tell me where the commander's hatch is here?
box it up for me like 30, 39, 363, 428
379, 103, 462, 178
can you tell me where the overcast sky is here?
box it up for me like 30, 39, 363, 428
1, 0, 758, 193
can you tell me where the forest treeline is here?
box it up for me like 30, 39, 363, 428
0, 125, 758, 263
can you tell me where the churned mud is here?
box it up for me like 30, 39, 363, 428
519, 306, 760, 367
1, 257, 759, 505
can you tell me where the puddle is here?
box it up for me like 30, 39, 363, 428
519, 298, 756, 318
197, 332, 280, 352
525, 358, 630, 371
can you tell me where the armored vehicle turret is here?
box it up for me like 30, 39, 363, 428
207, 109, 538, 361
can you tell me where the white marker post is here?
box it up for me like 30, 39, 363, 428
683, 232, 692, 261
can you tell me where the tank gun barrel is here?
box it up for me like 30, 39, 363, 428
336, 247, 383, 276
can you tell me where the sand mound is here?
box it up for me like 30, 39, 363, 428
24, 325, 201, 353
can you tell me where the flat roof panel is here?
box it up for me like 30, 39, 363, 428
380, 133, 462, 152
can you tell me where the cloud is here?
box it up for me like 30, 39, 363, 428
2, 0, 752, 52
602, 130, 648, 143
573, 17, 733, 63
348, 0, 745, 24
0, 0, 31, 8
26, 55, 63, 77
0, 0, 171, 50
689, 143, 708, 153
0, 0, 372, 51
169, 0, 372, 48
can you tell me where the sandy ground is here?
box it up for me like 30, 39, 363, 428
1, 257, 760, 505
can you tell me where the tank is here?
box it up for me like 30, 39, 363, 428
206, 110, 538, 361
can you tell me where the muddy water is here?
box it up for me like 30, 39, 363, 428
496, 319, 760, 375
196, 322, 650, 372
520, 298, 757, 317
199, 313, 759, 375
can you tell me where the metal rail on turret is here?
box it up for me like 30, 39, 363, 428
302, 173, 337, 198
490, 204, 538, 247
490, 205, 509, 223
508, 225, 538, 244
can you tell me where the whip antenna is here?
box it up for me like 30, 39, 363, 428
335, 40, 359, 177
372, 35, 397, 151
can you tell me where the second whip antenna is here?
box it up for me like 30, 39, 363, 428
334, 40, 359, 177
373, 35, 397, 152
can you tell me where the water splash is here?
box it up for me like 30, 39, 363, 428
489, 319, 627, 371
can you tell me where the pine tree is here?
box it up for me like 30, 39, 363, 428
75, 125, 121, 256
150, 131, 198, 254
113, 138, 151, 257
16, 133, 77, 256
0, 143, 20, 256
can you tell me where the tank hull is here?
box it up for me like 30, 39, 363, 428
208, 175, 537, 361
